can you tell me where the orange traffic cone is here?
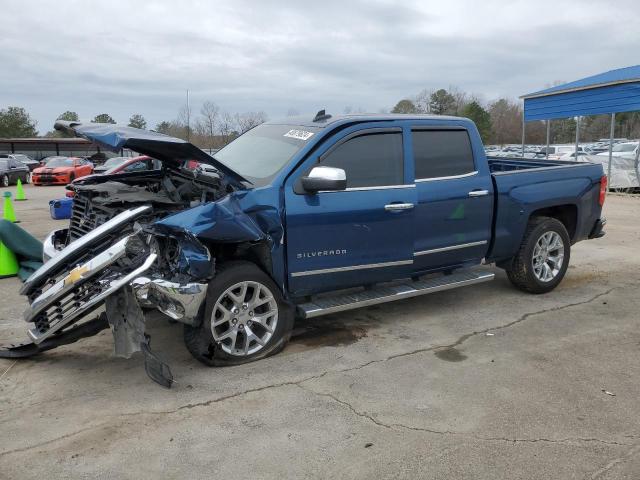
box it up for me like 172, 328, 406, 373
2, 192, 18, 223
15, 179, 26, 201
0, 241, 19, 278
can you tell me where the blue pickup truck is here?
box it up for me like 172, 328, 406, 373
2, 112, 607, 386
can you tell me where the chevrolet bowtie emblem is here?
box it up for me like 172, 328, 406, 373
64, 265, 89, 286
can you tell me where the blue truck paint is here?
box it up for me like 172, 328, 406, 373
61, 115, 607, 298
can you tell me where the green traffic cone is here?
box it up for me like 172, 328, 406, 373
15, 179, 26, 201
2, 192, 18, 223
0, 241, 19, 278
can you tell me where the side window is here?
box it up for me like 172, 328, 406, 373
320, 132, 403, 188
125, 161, 146, 172
412, 130, 475, 180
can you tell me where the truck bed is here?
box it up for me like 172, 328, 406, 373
488, 156, 579, 172
486, 156, 605, 264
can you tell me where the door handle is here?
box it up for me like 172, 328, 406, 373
384, 202, 414, 211
468, 189, 489, 197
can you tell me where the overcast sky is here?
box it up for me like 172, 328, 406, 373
1, 0, 638, 133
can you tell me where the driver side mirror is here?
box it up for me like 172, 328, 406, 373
301, 166, 347, 193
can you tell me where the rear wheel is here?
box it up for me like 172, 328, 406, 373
184, 261, 294, 366
506, 216, 570, 294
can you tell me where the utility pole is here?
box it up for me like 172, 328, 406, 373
186, 89, 191, 142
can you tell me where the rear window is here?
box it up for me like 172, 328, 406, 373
412, 130, 475, 180
45, 157, 73, 167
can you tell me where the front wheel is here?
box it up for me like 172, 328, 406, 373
2, 175, 9, 187
505, 216, 571, 294
184, 261, 294, 366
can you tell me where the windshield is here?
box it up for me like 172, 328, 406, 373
45, 157, 74, 167
215, 124, 320, 184
103, 157, 127, 167
612, 143, 637, 152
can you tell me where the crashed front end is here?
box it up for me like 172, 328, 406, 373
1, 121, 286, 387
14, 204, 216, 387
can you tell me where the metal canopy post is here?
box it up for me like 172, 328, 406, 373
545, 120, 550, 160
607, 113, 615, 193
574, 116, 580, 160
634, 134, 640, 190
521, 108, 525, 157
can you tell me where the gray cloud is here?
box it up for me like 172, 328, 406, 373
1, 0, 638, 133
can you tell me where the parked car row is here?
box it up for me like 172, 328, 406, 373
0, 152, 164, 188
486, 140, 639, 161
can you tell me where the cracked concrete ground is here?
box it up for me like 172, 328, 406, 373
0, 186, 639, 479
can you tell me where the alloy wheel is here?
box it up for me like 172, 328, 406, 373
532, 231, 564, 282
210, 281, 278, 356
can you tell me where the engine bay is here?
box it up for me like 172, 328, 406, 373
67, 166, 231, 243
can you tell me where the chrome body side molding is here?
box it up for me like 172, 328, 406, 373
414, 240, 488, 256
291, 259, 414, 278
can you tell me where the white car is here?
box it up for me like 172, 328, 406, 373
596, 142, 639, 158
558, 151, 590, 162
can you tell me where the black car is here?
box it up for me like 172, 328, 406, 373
0, 153, 40, 171
0, 158, 30, 186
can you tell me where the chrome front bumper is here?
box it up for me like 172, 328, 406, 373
22, 205, 152, 296
132, 278, 207, 326
25, 232, 157, 344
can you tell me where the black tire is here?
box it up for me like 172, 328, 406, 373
2, 175, 9, 187
184, 261, 294, 367
505, 216, 571, 294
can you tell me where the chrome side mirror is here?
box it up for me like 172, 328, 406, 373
301, 166, 347, 193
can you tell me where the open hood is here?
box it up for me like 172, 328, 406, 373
54, 121, 249, 186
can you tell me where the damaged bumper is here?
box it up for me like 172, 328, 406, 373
132, 277, 207, 325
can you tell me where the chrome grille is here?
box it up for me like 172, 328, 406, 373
69, 194, 119, 241
32, 271, 112, 336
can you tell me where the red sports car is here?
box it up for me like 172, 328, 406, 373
65, 156, 161, 197
32, 156, 94, 185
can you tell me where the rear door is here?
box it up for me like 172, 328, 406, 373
8, 159, 22, 182
284, 126, 416, 296
411, 128, 493, 272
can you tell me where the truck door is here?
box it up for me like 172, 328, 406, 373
284, 127, 416, 296
410, 128, 493, 272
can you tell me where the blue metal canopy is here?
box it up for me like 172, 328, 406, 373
522, 65, 640, 121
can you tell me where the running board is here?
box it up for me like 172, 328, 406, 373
297, 269, 494, 319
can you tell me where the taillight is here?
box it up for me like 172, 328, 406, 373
599, 175, 607, 206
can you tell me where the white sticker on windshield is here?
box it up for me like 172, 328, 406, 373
284, 129, 314, 141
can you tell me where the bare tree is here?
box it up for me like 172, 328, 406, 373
177, 104, 192, 141
200, 101, 219, 138
235, 111, 268, 134
218, 111, 238, 145
414, 88, 434, 113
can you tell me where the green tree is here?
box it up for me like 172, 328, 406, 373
429, 89, 456, 115
47, 111, 81, 137
57, 111, 79, 121
128, 114, 147, 129
462, 101, 492, 142
391, 99, 418, 114
154, 121, 172, 134
92, 113, 116, 124
0, 106, 38, 137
